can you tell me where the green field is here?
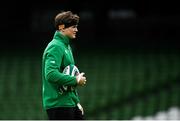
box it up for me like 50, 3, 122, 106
0, 49, 179, 119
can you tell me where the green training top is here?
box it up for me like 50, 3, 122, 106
42, 31, 80, 109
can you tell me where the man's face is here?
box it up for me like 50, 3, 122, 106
63, 25, 78, 39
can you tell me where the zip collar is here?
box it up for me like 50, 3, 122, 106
53, 30, 70, 45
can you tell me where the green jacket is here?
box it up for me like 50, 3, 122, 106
42, 31, 80, 109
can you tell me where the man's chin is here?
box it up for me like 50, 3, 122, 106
72, 36, 76, 39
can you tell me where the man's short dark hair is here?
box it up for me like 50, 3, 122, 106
54, 11, 80, 30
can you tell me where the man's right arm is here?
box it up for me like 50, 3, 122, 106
44, 45, 77, 86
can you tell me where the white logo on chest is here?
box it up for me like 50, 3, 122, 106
65, 50, 68, 54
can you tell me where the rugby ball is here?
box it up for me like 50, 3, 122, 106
62, 64, 80, 76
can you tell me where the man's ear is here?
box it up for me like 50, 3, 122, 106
58, 24, 65, 31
